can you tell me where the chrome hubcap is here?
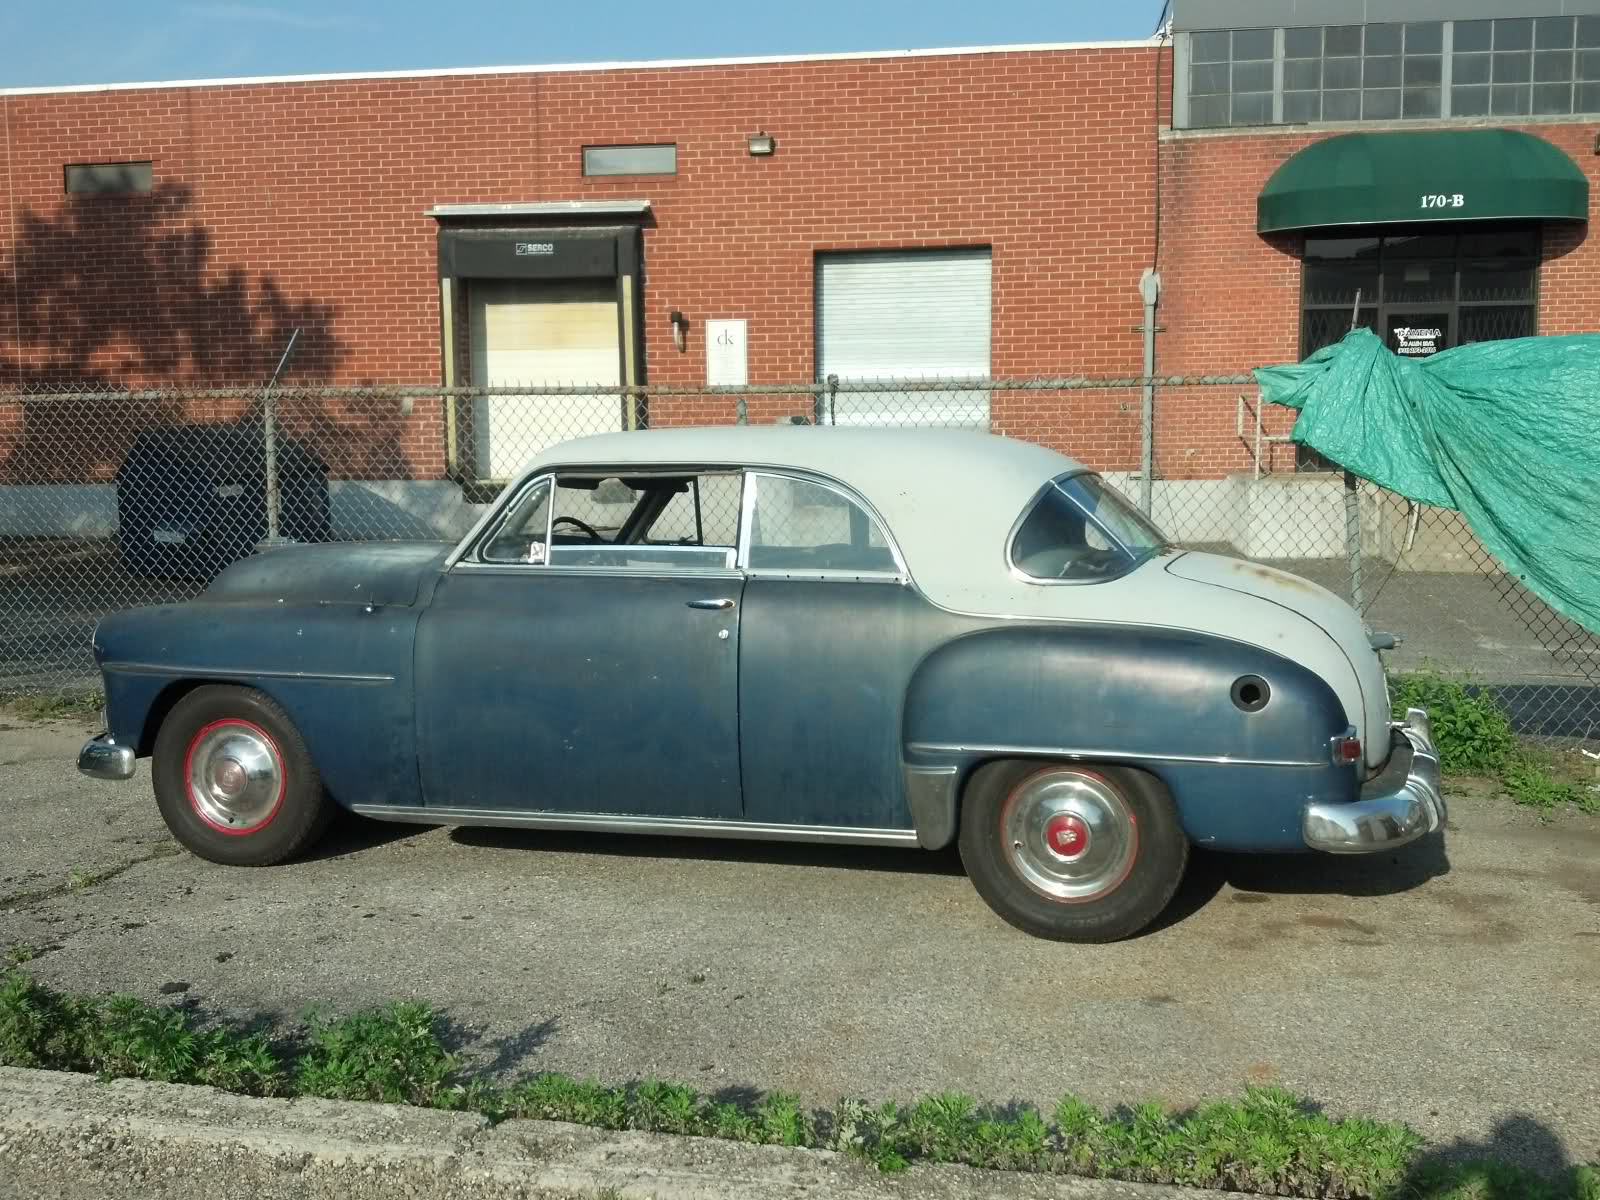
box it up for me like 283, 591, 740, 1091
1002, 769, 1136, 901
186, 722, 281, 831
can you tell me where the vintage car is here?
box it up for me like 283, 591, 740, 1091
78, 427, 1443, 941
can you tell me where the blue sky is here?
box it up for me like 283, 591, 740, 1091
3, 1, 1161, 89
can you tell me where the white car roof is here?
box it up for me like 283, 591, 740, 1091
518, 426, 1085, 594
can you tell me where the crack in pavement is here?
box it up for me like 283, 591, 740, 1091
0, 842, 181, 912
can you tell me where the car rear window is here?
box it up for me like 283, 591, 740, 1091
1010, 474, 1169, 582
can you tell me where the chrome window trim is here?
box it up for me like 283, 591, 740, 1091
451, 460, 910, 584
460, 469, 748, 572
457, 472, 555, 567
743, 569, 908, 584
740, 468, 909, 582
735, 469, 758, 570
1004, 470, 1166, 588
545, 543, 737, 570
453, 562, 743, 582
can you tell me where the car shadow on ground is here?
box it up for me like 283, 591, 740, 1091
440, 820, 1450, 937
1146, 832, 1451, 935
296, 810, 430, 862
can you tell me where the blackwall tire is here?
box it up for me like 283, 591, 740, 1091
958, 760, 1188, 942
151, 685, 333, 866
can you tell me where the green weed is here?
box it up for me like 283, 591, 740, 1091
1400, 1158, 1600, 1199
1390, 670, 1597, 816
1, 690, 105, 723
294, 1002, 457, 1106
4, 944, 36, 966
1389, 671, 1517, 774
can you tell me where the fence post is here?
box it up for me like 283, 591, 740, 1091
1345, 470, 1365, 615
258, 328, 301, 549
1341, 291, 1364, 614
817, 374, 838, 426
1138, 269, 1161, 516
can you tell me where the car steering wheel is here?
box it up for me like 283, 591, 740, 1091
552, 515, 604, 541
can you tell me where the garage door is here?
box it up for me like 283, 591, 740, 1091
468, 279, 624, 481
815, 249, 992, 428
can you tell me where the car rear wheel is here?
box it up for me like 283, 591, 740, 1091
958, 760, 1188, 942
152, 685, 333, 866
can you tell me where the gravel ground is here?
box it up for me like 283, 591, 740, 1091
3, 719, 1598, 1181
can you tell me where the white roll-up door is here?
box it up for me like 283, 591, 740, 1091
468, 279, 623, 480
816, 249, 992, 427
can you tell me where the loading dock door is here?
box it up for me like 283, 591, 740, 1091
816, 249, 992, 427
468, 279, 623, 480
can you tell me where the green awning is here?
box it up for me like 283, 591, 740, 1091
1257, 129, 1589, 234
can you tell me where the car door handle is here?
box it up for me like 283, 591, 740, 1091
686, 598, 736, 611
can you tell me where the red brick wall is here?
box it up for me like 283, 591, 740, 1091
7, 48, 1600, 488
0, 46, 1168, 481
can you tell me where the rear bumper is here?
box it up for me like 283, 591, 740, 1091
77, 732, 137, 781
1302, 707, 1445, 853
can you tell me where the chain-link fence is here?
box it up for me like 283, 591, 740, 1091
1, 377, 1595, 744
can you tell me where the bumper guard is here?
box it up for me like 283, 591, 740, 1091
1303, 707, 1445, 853
77, 732, 137, 781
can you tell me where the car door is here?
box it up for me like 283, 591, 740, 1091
413, 469, 745, 819
736, 470, 943, 831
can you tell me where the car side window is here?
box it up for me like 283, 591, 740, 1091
641, 473, 743, 548
481, 477, 553, 563
744, 473, 899, 575
545, 472, 740, 572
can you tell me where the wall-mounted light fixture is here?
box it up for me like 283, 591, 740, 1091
747, 131, 776, 157
670, 309, 688, 352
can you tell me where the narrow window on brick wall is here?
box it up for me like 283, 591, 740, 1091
63, 161, 153, 195
581, 144, 677, 176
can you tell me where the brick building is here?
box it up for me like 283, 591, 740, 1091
2, 0, 1598, 540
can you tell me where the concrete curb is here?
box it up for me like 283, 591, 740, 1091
0, 1067, 1259, 1200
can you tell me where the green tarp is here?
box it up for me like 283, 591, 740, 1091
1254, 327, 1600, 636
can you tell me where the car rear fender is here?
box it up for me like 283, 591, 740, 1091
901, 623, 1358, 851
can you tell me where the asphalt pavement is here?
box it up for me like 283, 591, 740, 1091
2, 718, 1598, 1180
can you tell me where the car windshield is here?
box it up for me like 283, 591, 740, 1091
1010, 473, 1169, 581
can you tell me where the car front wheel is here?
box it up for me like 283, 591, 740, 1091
958, 760, 1188, 942
151, 685, 333, 866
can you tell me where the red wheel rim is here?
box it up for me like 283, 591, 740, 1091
182, 718, 286, 836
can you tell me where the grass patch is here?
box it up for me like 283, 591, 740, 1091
1390, 670, 1597, 816
1, 970, 1595, 1198
1402, 1160, 1600, 1200
0, 689, 106, 724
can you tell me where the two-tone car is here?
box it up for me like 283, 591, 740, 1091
78, 427, 1443, 941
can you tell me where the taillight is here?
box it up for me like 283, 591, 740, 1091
1331, 735, 1363, 765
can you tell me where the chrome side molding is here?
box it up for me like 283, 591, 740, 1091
348, 805, 922, 847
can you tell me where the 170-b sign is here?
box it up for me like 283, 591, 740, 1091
1420, 193, 1466, 209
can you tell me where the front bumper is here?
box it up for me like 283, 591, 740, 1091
77, 732, 137, 781
1303, 707, 1445, 853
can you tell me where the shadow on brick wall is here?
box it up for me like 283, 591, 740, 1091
0, 183, 397, 484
